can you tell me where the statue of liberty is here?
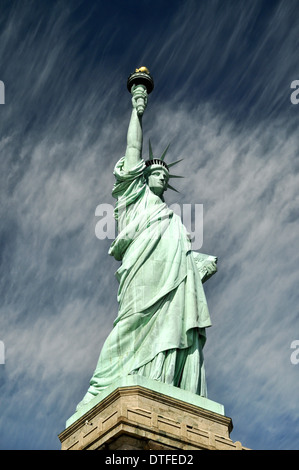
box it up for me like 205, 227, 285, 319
76, 68, 217, 411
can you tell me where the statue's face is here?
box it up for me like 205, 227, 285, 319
147, 165, 169, 196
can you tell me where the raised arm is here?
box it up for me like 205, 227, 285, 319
124, 84, 147, 172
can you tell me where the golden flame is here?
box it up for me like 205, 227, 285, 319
135, 66, 150, 74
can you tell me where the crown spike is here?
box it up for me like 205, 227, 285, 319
149, 140, 154, 159
160, 143, 170, 161
167, 158, 184, 168
169, 174, 184, 179
167, 183, 180, 193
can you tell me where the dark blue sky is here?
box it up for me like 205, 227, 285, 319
0, 0, 299, 450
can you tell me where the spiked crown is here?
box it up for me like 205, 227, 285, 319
144, 140, 184, 193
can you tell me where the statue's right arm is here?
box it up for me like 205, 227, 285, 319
123, 85, 147, 172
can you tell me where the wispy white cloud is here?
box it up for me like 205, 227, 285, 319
0, 0, 299, 450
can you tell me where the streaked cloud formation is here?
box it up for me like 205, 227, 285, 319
0, 0, 298, 449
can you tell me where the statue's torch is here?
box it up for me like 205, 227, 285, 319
127, 67, 154, 116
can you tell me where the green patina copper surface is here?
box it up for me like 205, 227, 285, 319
75, 70, 217, 413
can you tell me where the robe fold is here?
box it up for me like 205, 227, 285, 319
76, 157, 212, 410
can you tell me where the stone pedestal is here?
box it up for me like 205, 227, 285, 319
58, 376, 248, 450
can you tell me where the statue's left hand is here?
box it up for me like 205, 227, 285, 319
206, 261, 217, 276
201, 261, 217, 283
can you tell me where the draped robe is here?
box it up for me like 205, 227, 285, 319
76, 157, 213, 410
